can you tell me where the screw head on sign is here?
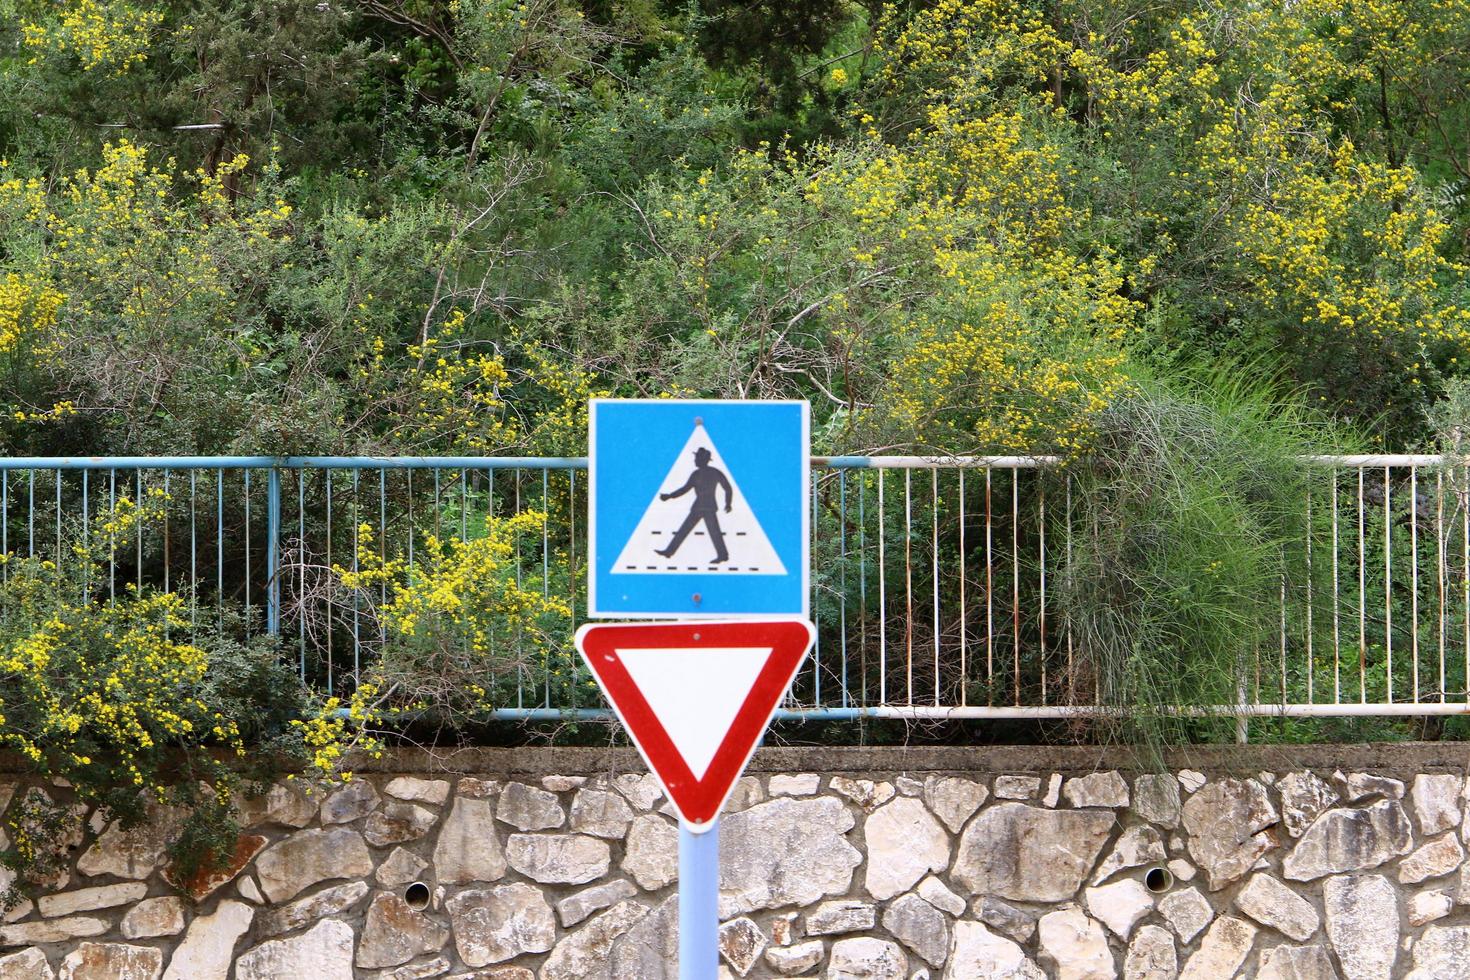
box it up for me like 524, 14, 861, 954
694, 417, 703, 426
692, 593, 702, 603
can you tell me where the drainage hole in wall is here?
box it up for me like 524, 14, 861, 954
404, 881, 431, 910
1143, 865, 1173, 893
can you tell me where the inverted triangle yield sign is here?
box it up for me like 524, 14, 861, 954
575, 619, 814, 830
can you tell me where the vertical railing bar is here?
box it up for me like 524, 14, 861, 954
81, 469, 89, 600
1038, 476, 1047, 707
813, 471, 822, 707
1012, 470, 1020, 707
1332, 469, 1340, 703
958, 468, 967, 708
326, 470, 334, 696
1, 470, 7, 589
379, 467, 387, 624
106, 470, 116, 605
515, 470, 523, 710
28, 468, 34, 558
985, 467, 994, 704
110, 469, 118, 604
1411, 464, 1419, 703
460, 468, 468, 544
136, 468, 143, 596
216, 469, 222, 627
55, 468, 61, 575
163, 470, 170, 599
904, 468, 913, 706
543, 468, 550, 599
544, 468, 552, 711
244, 469, 251, 632
931, 468, 940, 706
1280, 570, 1288, 705
299, 470, 306, 680
1436, 468, 1445, 703
858, 473, 867, 706
268, 466, 281, 636
1384, 465, 1392, 703
1463, 463, 1469, 705
839, 470, 849, 709
434, 469, 441, 542
1305, 476, 1313, 703
407, 469, 414, 569
569, 468, 578, 632
567, 469, 577, 713
487, 467, 497, 709
190, 470, 197, 632
1066, 472, 1074, 706
353, 468, 360, 678
1358, 467, 1367, 703
877, 469, 887, 706
1092, 478, 1101, 706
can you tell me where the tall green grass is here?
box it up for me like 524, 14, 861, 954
1057, 368, 1348, 751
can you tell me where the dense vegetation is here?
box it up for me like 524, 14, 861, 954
4, 0, 1467, 456
2, 0, 1470, 899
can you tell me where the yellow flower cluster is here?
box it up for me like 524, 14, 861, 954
1233, 145, 1470, 352
323, 510, 577, 735
413, 347, 517, 454
886, 273, 1133, 454
290, 684, 383, 784
39, 141, 286, 331
0, 273, 64, 359
1073, 0, 1470, 374
879, 0, 1064, 92
22, 0, 164, 74
342, 512, 570, 662
804, 0, 1143, 451
520, 339, 608, 455
0, 497, 242, 794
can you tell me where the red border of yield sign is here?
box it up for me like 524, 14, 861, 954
575, 619, 814, 830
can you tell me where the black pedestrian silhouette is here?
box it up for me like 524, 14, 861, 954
655, 446, 733, 563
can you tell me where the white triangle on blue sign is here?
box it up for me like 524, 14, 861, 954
612, 423, 787, 575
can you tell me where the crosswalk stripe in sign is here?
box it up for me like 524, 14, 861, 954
575, 619, 815, 830
612, 420, 787, 576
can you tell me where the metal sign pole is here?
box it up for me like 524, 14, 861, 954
678, 820, 719, 979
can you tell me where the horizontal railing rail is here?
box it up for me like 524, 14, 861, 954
0, 453, 1466, 722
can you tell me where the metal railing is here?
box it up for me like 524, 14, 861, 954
1, 453, 1467, 721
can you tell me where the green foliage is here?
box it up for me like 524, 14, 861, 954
1057, 371, 1344, 752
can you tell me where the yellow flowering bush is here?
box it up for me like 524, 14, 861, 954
0, 489, 328, 905
21, 0, 164, 75
0, 140, 292, 448
384, 309, 521, 454
1068, 0, 1470, 436
0, 495, 241, 905
296, 512, 576, 769
601, 0, 1144, 454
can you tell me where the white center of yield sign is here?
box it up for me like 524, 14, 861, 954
615, 646, 773, 780
612, 422, 787, 575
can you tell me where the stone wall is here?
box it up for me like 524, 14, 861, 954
2, 744, 1470, 979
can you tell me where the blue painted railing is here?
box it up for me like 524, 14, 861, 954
4, 453, 1465, 721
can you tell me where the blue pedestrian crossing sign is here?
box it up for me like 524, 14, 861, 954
589, 399, 810, 618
